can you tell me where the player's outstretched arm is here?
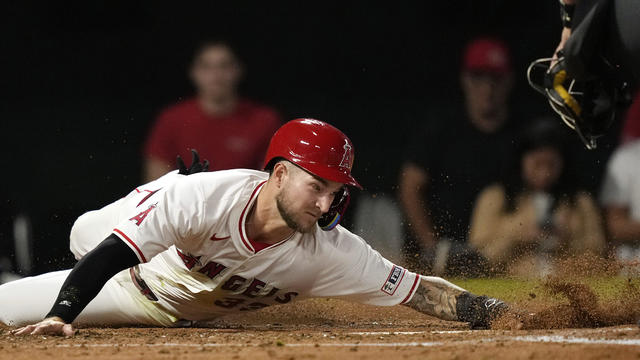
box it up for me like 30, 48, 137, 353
403, 275, 507, 329
12, 234, 140, 336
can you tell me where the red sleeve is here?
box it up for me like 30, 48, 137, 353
621, 92, 640, 143
144, 109, 178, 163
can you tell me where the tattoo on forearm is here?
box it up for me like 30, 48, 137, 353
403, 276, 465, 321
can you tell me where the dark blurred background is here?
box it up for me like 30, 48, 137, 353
0, 1, 619, 273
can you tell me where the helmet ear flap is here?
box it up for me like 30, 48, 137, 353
318, 187, 350, 231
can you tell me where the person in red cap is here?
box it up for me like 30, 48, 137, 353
399, 36, 519, 276
2, 119, 509, 336
460, 37, 514, 133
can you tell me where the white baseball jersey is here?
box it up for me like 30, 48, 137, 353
0, 169, 420, 327
108, 169, 419, 324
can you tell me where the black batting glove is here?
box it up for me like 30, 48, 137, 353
456, 292, 509, 329
177, 149, 210, 175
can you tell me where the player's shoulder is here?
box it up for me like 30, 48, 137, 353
183, 168, 267, 187
185, 169, 269, 199
311, 225, 371, 254
148, 169, 267, 198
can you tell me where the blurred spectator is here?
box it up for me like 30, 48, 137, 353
620, 91, 640, 144
600, 138, 640, 263
351, 193, 405, 265
398, 37, 519, 276
469, 119, 605, 277
0, 196, 32, 284
0, 205, 14, 284
144, 39, 281, 181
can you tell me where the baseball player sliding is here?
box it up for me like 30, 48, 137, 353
0, 119, 507, 336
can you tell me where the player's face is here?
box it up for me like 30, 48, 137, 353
521, 146, 564, 191
276, 166, 344, 233
190, 45, 242, 101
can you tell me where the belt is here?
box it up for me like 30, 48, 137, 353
129, 266, 158, 301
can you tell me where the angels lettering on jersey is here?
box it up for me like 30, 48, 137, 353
107, 169, 419, 322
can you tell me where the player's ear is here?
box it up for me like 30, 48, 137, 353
272, 161, 288, 188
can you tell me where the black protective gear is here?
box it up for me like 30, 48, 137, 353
46, 234, 140, 324
177, 149, 210, 175
456, 292, 508, 329
318, 187, 350, 231
528, 0, 638, 150
527, 55, 630, 149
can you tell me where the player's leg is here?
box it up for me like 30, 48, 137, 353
70, 172, 185, 260
0, 269, 167, 327
69, 198, 125, 260
0, 270, 73, 326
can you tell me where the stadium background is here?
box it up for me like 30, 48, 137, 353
0, 2, 620, 273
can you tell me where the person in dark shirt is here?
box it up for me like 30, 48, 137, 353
469, 119, 605, 277
399, 37, 519, 276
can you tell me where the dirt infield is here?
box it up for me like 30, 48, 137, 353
492, 277, 640, 330
2, 298, 639, 360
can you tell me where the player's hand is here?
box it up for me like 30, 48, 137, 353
177, 149, 210, 175
11, 317, 76, 337
552, 27, 572, 67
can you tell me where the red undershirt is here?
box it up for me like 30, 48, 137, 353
248, 238, 273, 252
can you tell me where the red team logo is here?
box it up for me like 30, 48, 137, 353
136, 188, 161, 207
129, 203, 157, 226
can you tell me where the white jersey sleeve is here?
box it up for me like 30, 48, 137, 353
306, 226, 419, 306
112, 175, 207, 263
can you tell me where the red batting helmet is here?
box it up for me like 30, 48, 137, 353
263, 118, 362, 189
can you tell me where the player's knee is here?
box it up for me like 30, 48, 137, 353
0, 283, 26, 326
69, 212, 94, 259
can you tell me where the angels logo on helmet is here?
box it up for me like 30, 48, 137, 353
339, 140, 353, 170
